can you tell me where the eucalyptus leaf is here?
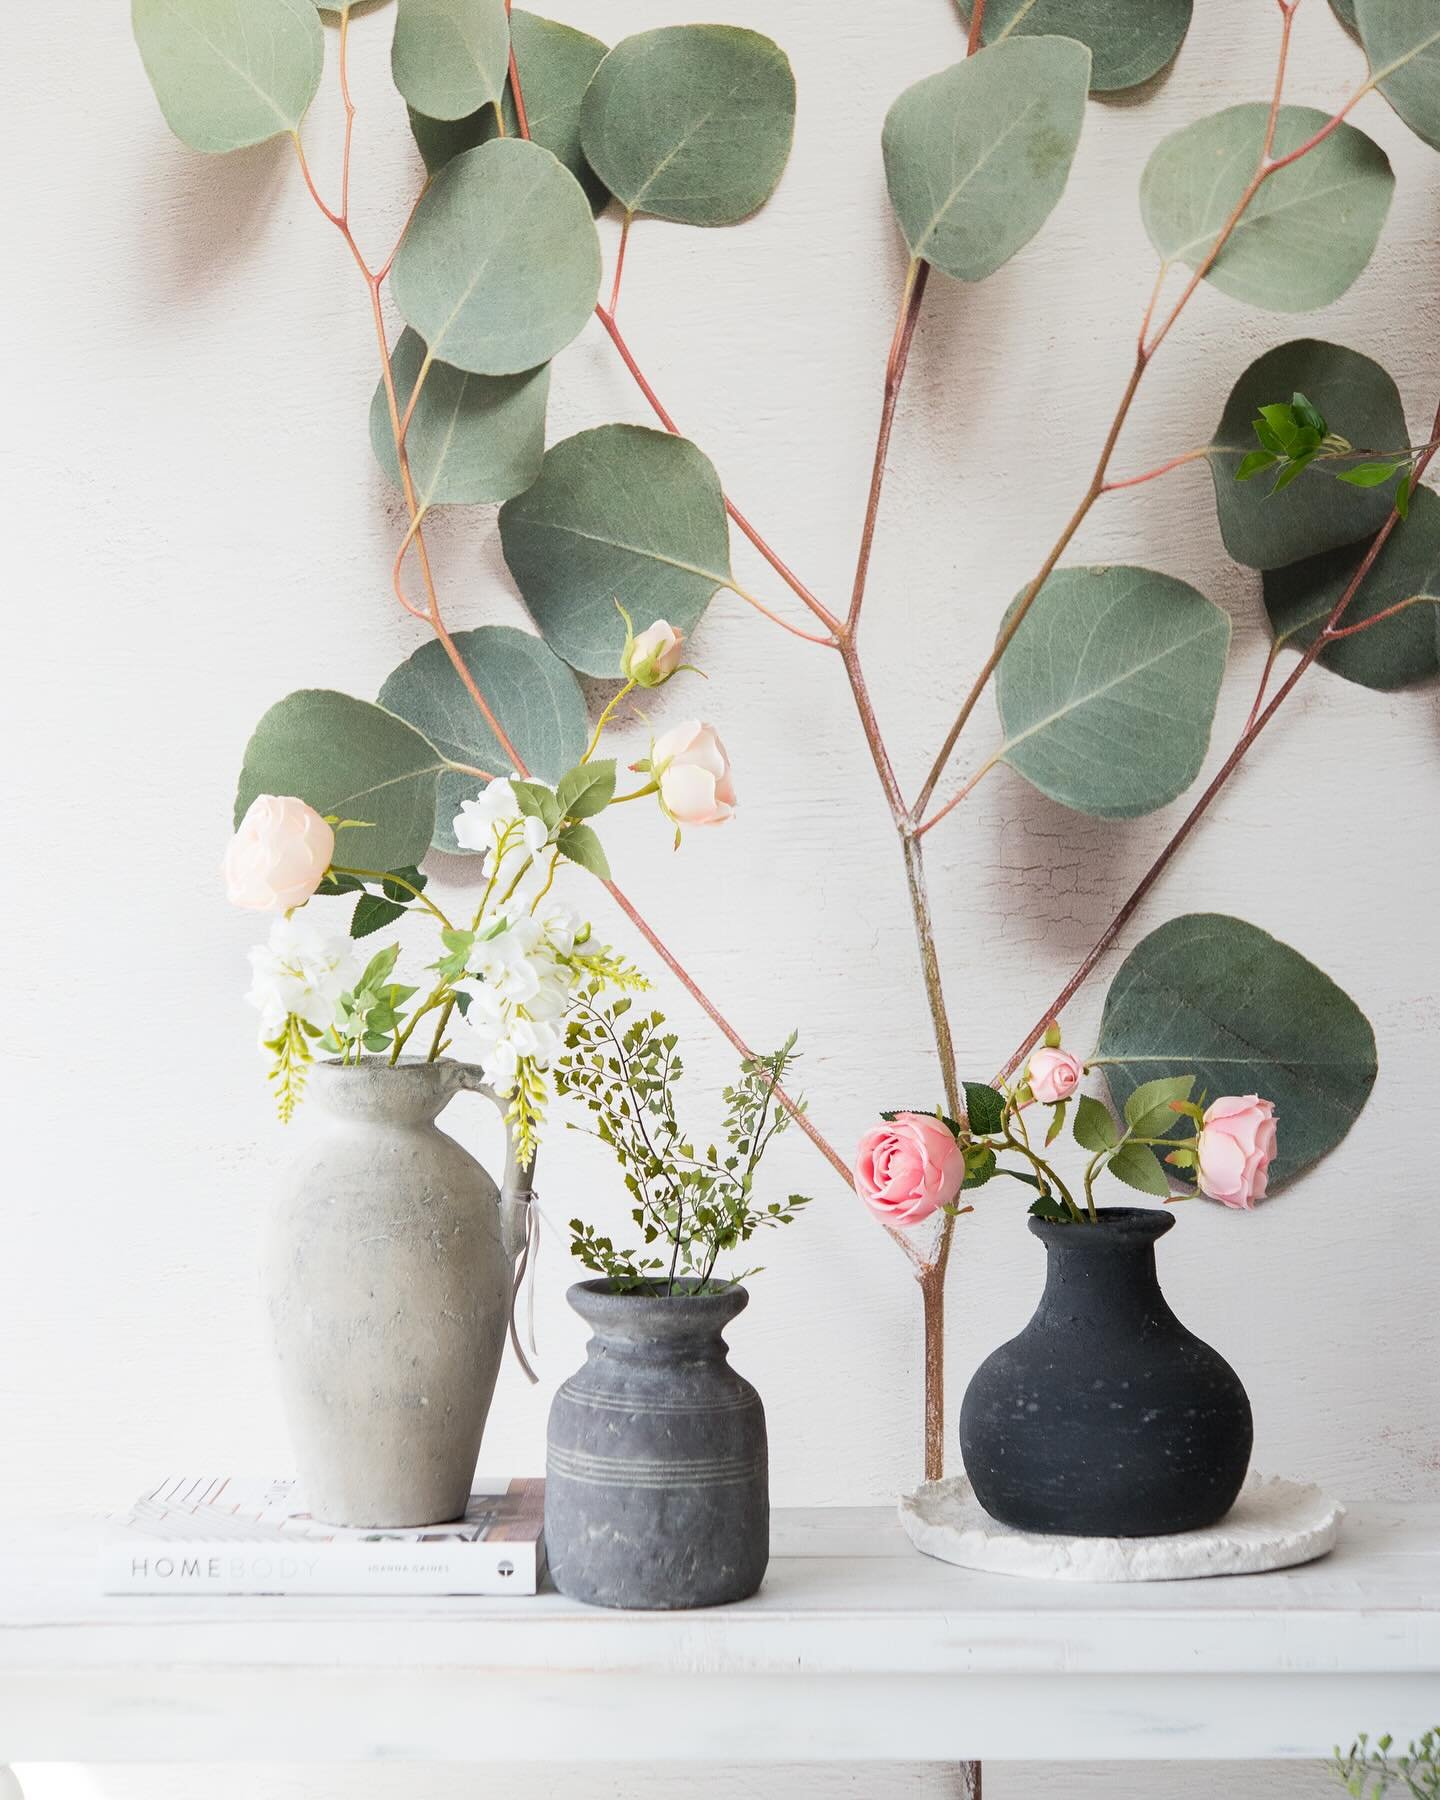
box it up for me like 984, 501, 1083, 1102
377, 626, 588, 851
1330, 0, 1358, 32
995, 566, 1229, 819
391, 0, 508, 121
580, 25, 795, 226
1355, 0, 1440, 151
1262, 485, 1440, 691
391, 138, 601, 376
957, 0, 1192, 92
498, 424, 731, 677
235, 691, 446, 872
369, 327, 549, 507
882, 38, 1090, 283
132, 0, 324, 153
1210, 340, 1407, 569
410, 11, 610, 213
1098, 913, 1378, 1189
1140, 104, 1393, 311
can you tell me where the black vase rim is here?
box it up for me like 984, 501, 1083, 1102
1027, 1204, 1176, 1248
566, 1277, 749, 1335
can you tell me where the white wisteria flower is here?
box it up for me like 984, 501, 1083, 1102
245, 914, 361, 1043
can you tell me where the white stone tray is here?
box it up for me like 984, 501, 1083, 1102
898, 1471, 1344, 1582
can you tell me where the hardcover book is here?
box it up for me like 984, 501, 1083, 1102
101, 1474, 546, 1596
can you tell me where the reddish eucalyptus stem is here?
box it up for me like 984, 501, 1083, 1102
609, 212, 633, 316
966, 0, 987, 55
1326, 590, 1436, 639
847, 259, 931, 635
1102, 446, 1210, 493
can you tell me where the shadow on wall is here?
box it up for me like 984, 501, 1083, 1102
132, 130, 292, 301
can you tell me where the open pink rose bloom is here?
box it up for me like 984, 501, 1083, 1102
1196, 1095, 1278, 1210
853, 1113, 965, 1227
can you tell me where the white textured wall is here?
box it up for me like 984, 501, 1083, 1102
5, 0, 1436, 1794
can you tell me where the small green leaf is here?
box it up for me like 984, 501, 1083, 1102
962, 1146, 997, 1190
1108, 1140, 1172, 1197
1045, 1098, 1068, 1146
1271, 455, 1313, 494
1335, 460, 1406, 488
1073, 1093, 1120, 1152
1236, 450, 1279, 482
133, 0, 324, 154
1029, 1192, 1073, 1223
391, 0, 509, 122
511, 780, 561, 831
556, 759, 616, 820
357, 943, 402, 993
1123, 1075, 1196, 1137
352, 893, 408, 939
1396, 469, 1413, 520
1291, 392, 1327, 436
962, 1082, 1006, 1136
381, 865, 427, 901
556, 822, 611, 878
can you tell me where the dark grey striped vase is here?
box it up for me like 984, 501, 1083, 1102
544, 1280, 769, 1609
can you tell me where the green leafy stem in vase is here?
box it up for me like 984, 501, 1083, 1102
555, 997, 811, 1295
855, 1023, 1279, 1230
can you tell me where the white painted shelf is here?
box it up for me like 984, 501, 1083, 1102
1, 1504, 1437, 1763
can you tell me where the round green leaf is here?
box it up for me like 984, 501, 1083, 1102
1262, 485, 1440, 691
391, 0, 509, 122
391, 138, 601, 376
498, 424, 731, 677
409, 11, 610, 213
1098, 913, 1377, 1190
235, 691, 448, 871
995, 566, 1229, 819
1356, 0, 1440, 151
882, 38, 1091, 283
370, 327, 549, 507
580, 25, 796, 226
1140, 104, 1394, 311
1209, 339, 1407, 571
132, 0, 324, 153
377, 627, 588, 852
958, 0, 1192, 93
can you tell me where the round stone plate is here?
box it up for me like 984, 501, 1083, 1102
898, 1472, 1344, 1582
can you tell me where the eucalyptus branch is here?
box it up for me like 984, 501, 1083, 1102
914, 4, 1366, 827
998, 393, 1440, 1084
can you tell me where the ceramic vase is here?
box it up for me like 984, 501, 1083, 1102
959, 1207, 1252, 1537
545, 1280, 769, 1609
264, 1058, 529, 1528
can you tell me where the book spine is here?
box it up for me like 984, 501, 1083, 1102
99, 1539, 540, 1597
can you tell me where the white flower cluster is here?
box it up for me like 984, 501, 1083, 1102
451, 778, 584, 1098
245, 914, 360, 1043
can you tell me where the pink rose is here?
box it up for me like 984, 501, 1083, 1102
223, 795, 335, 912
652, 720, 736, 827
853, 1113, 965, 1228
1027, 1046, 1083, 1105
1196, 1095, 1278, 1211
625, 619, 684, 688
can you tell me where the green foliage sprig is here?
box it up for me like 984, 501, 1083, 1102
1335, 1731, 1440, 1800
1237, 390, 1430, 518
555, 998, 811, 1293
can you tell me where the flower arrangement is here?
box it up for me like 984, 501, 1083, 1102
855, 1024, 1279, 1231
134, 0, 1435, 1476
555, 999, 808, 1293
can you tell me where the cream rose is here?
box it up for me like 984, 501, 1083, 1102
652, 720, 736, 828
223, 795, 335, 912
624, 619, 685, 688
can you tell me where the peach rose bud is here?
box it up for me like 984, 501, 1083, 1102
853, 1113, 965, 1228
1196, 1095, 1278, 1211
624, 619, 685, 688
1027, 1046, 1083, 1105
223, 795, 335, 912
652, 720, 736, 828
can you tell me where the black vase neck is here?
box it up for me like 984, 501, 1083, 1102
1030, 1206, 1176, 1324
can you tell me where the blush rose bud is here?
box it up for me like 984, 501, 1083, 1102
1196, 1095, 1278, 1211
853, 1113, 966, 1228
650, 720, 736, 828
223, 795, 335, 912
624, 619, 685, 688
1027, 1046, 1083, 1104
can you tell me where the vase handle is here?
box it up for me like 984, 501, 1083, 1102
446, 1061, 541, 1387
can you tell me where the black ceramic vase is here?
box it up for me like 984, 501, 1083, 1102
545, 1280, 769, 1609
959, 1207, 1252, 1537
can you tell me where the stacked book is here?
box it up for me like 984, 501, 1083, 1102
101, 1474, 546, 1595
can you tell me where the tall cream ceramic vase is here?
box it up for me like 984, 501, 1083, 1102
264, 1058, 530, 1527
